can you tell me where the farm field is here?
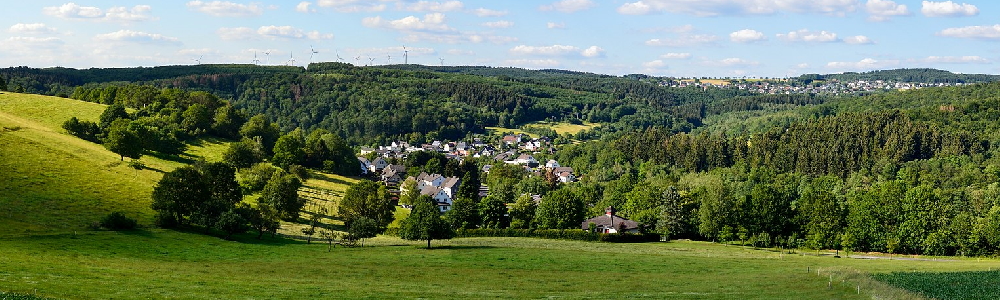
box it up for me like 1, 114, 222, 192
523, 120, 600, 136
875, 270, 1000, 300
1, 231, 998, 299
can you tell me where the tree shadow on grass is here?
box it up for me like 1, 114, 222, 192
147, 151, 196, 165
310, 171, 353, 186
425, 245, 496, 250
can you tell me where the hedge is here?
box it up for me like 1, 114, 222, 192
379, 227, 658, 243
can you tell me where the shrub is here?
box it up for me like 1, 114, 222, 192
449, 228, 660, 243
100, 212, 138, 230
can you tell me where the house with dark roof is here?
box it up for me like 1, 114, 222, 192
582, 206, 639, 233
420, 186, 453, 212
381, 164, 406, 184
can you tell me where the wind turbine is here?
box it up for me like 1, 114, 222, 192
309, 45, 318, 63
287, 52, 296, 66
354, 55, 361, 65
402, 45, 408, 64
192, 55, 203, 65
387, 54, 391, 65
367, 56, 375, 66
439, 58, 444, 66
336, 50, 344, 63
264, 51, 271, 65
251, 52, 261, 65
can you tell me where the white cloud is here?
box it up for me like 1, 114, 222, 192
730, 29, 766, 43
865, 0, 910, 21
795, 63, 810, 68
217, 26, 334, 40
843, 35, 874, 44
258, 25, 334, 40
482, 21, 513, 29
473, 8, 507, 17
920, 55, 990, 64
539, 0, 596, 13
642, 60, 667, 68
186, 1, 263, 17
661, 52, 692, 59
43, 3, 156, 23
713, 57, 758, 66
95, 30, 181, 45
937, 25, 1000, 40
363, 13, 454, 32
645, 34, 718, 47
618, 1, 651, 15
510, 44, 579, 56
504, 59, 561, 67
615, 0, 858, 17
400, 31, 516, 44
315, 0, 386, 13
8, 23, 57, 35
777, 29, 839, 42
446, 49, 474, 55
826, 58, 899, 70
581, 46, 605, 58
6, 36, 64, 45
399, 1, 464, 12
640, 25, 695, 34
547, 22, 565, 29
921, 1, 978, 17
296, 2, 316, 13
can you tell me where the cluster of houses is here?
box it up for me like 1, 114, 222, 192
354, 133, 580, 214
359, 134, 554, 161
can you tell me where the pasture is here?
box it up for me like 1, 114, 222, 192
2, 230, 999, 299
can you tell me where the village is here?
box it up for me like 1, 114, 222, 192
353, 133, 632, 233
661, 78, 966, 95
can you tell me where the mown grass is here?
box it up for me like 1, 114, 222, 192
2, 231, 998, 299
524, 120, 600, 136
0, 93, 232, 236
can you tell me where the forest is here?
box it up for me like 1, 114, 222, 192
6, 65, 1000, 255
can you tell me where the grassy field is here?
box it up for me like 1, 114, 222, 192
524, 120, 600, 136
0, 93, 237, 236
1, 230, 998, 299
3, 92, 994, 299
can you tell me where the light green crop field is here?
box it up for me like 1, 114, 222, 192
1, 230, 997, 299
524, 120, 600, 136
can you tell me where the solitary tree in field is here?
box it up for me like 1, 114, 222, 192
400, 196, 454, 249
103, 119, 143, 161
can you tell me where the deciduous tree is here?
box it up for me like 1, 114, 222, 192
400, 195, 454, 249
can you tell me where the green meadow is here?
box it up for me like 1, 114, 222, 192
2, 92, 998, 299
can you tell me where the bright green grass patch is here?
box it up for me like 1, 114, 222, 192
0, 93, 232, 236
524, 120, 600, 136
2, 231, 998, 299
486, 126, 537, 138
874, 270, 1000, 300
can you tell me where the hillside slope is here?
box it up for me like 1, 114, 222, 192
0, 93, 216, 235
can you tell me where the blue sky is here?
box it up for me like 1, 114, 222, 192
3, 0, 1000, 77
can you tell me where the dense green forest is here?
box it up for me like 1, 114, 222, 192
798, 68, 1000, 84
8, 64, 1000, 256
